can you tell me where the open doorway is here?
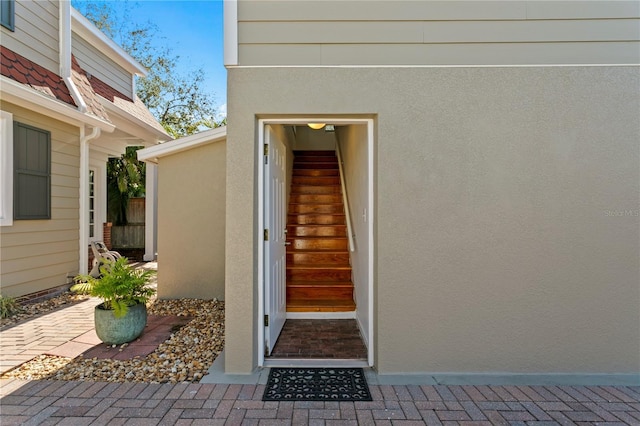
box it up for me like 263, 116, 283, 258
258, 118, 374, 367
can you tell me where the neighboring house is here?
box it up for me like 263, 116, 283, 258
219, 1, 639, 381
0, 0, 169, 300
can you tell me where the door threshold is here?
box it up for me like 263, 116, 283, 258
264, 358, 369, 368
286, 311, 356, 320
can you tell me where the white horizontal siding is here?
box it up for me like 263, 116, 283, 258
0, 0, 59, 74
72, 33, 132, 98
237, 0, 640, 66
0, 104, 80, 298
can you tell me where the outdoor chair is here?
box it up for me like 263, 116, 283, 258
89, 241, 122, 277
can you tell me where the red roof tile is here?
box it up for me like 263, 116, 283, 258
1, 46, 76, 106
1, 46, 166, 139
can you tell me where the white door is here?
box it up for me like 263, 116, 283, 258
264, 127, 287, 356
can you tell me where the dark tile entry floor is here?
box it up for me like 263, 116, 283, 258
269, 319, 367, 359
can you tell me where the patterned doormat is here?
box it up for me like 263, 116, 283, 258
262, 368, 372, 401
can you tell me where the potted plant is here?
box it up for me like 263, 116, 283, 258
73, 257, 156, 344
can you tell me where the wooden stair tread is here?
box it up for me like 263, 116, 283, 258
287, 280, 353, 287
287, 298, 356, 312
287, 264, 351, 270
287, 249, 347, 253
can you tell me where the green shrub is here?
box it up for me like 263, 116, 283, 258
74, 257, 156, 318
0, 294, 21, 319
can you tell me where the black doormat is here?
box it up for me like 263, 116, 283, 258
262, 367, 372, 401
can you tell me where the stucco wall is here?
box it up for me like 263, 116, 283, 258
0, 103, 80, 298
157, 140, 225, 300
226, 66, 640, 374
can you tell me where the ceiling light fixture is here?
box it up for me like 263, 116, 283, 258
307, 123, 326, 130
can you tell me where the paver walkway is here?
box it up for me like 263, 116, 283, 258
1, 378, 640, 425
0, 298, 98, 374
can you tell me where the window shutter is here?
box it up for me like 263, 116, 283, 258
14, 122, 51, 220
1, 0, 14, 31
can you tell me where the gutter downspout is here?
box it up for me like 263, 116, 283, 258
79, 126, 101, 274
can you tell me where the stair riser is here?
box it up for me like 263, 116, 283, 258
287, 287, 353, 300
288, 215, 345, 225
287, 252, 350, 264
294, 163, 339, 170
294, 150, 335, 156
292, 177, 341, 185
287, 269, 351, 281
293, 169, 339, 177
287, 226, 346, 237
289, 204, 343, 214
288, 239, 348, 250
295, 156, 337, 163
290, 194, 342, 203
291, 185, 341, 194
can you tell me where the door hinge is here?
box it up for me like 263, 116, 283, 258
264, 143, 269, 164
264, 315, 269, 326
264, 228, 269, 241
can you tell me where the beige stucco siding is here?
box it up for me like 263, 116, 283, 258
72, 33, 132, 99
237, 0, 640, 65
225, 66, 640, 374
1, 0, 60, 74
0, 103, 80, 298
157, 141, 226, 300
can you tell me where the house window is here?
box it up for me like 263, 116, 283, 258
89, 169, 95, 238
0, 110, 13, 226
14, 122, 51, 220
1, 0, 14, 31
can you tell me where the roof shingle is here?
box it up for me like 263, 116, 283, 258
89, 74, 168, 136
1, 46, 76, 106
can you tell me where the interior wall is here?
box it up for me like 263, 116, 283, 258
336, 124, 370, 347
158, 141, 226, 300
293, 125, 337, 151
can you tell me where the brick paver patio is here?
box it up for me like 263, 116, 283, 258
1, 378, 639, 425
0, 298, 98, 375
1, 262, 639, 424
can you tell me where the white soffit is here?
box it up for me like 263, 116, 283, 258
137, 126, 227, 163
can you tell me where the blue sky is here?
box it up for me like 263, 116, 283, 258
75, 0, 227, 119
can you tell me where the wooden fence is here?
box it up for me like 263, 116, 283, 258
112, 198, 145, 249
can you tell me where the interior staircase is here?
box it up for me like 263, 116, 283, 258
286, 150, 356, 312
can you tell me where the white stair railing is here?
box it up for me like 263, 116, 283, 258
335, 143, 355, 252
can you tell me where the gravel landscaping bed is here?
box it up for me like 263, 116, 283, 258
1, 297, 225, 384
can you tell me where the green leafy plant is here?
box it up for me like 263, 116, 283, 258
0, 294, 21, 319
74, 258, 155, 318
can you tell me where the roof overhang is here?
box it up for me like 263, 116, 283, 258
99, 98, 171, 145
1, 75, 115, 132
137, 126, 227, 163
71, 8, 147, 77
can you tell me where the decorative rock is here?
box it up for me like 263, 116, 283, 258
1, 298, 225, 384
